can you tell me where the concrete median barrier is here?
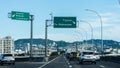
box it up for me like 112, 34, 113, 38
101, 55, 120, 63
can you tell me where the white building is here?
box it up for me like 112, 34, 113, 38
0, 36, 14, 54
32, 44, 57, 57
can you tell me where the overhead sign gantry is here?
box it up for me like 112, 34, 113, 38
8, 11, 34, 61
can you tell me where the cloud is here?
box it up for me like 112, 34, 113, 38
80, 12, 120, 41
34, 12, 120, 42
32, 33, 73, 42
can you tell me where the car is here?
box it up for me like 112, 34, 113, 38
78, 51, 96, 64
0, 54, 15, 65
94, 52, 100, 61
69, 52, 77, 61
65, 53, 70, 59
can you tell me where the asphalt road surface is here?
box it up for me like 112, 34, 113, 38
0, 55, 120, 68
0, 62, 44, 68
42, 55, 120, 68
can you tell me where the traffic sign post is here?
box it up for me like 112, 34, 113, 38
29, 15, 34, 61
54, 17, 77, 28
11, 11, 30, 21
9, 11, 34, 61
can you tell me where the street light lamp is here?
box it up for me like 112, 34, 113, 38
85, 9, 103, 53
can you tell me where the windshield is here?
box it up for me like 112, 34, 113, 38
3, 54, 12, 56
94, 53, 99, 55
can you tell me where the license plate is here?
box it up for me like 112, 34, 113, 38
87, 56, 90, 58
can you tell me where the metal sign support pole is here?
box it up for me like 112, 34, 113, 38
45, 20, 48, 58
30, 15, 34, 61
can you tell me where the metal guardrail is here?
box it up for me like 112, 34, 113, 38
15, 55, 45, 58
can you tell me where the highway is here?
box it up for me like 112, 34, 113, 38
68, 59, 120, 68
42, 55, 120, 68
0, 62, 44, 68
0, 55, 120, 68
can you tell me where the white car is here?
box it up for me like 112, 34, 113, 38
78, 51, 96, 64
94, 52, 100, 61
0, 54, 15, 65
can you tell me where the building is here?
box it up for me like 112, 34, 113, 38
0, 36, 14, 54
31, 44, 57, 57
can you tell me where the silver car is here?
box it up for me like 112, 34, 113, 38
78, 51, 96, 64
94, 52, 100, 61
0, 54, 15, 65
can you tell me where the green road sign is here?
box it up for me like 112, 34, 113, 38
54, 17, 77, 28
11, 11, 30, 21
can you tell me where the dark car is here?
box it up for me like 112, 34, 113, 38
69, 52, 77, 61
65, 53, 70, 59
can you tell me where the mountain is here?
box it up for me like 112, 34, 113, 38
86, 39, 120, 48
14, 38, 120, 51
14, 38, 69, 50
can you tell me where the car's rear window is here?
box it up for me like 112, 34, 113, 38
94, 53, 98, 55
71, 52, 77, 55
3, 54, 12, 56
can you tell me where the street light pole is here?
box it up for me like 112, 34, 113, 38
118, 0, 120, 5
74, 31, 84, 41
73, 33, 83, 52
78, 28, 88, 46
80, 20, 94, 46
85, 9, 103, 53
44, 13, 53, 62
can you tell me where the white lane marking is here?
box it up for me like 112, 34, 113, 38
19, 62, 46, 64
69, 65, 72, 68
64, 56, 72, 68
68, 62, 70, 65
99, 65, 105, 68
38, 56, 59, 68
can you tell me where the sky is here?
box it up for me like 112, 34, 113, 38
0, 0, 120, 42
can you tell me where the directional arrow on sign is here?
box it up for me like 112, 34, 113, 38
12, 14, 15, 18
